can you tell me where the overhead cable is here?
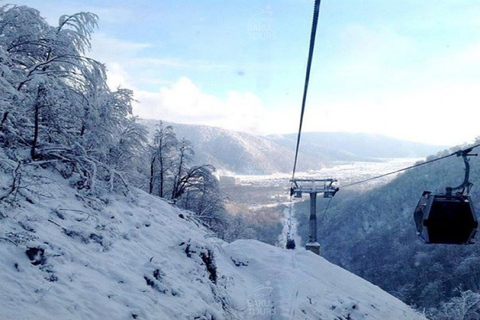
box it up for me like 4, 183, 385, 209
341, 143, 480, 189
291, 0, 322, 181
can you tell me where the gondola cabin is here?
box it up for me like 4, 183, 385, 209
286, 239, 296, 250
414, 191, 478, 244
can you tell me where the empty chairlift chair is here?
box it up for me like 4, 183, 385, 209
414, 149, 478, 244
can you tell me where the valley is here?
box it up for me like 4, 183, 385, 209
219, 157, 421, 245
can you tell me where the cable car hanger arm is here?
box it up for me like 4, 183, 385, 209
447, 149, 477, 196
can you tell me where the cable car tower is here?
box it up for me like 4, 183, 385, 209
290, 178, 339, 254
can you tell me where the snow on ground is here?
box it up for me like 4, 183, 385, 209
278, 204, 301, 250
0, 168, 426, 320
221, 240, 426, 319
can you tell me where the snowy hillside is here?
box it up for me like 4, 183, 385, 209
0, 168, 426, 320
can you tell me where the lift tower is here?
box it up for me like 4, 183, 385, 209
290, 178, 338, 255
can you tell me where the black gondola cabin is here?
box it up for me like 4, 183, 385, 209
414, 191, 478, 244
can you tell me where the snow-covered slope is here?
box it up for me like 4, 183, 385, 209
0, 169, 426, 320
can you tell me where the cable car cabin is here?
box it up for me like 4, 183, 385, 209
414, 191, 478, 244
286, 239, 296, 250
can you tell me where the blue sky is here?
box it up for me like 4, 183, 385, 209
6, 0, 480, 146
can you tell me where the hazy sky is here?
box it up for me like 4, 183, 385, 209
6, 0, 480, 146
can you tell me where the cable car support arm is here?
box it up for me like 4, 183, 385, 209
446, 149, 477, 196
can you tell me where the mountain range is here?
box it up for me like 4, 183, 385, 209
140, 119, 448, 175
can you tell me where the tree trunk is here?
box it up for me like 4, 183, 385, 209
158, 156, 164, 198
149, 156, 155, 194
0, 111, 8, 128
172, 146, 185, 199
31, 87, 44, 160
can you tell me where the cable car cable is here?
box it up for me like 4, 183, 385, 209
287, 0, 480, 246
318, 196, 333, 225
341, 143, 480, 189
291, 0, 322, 181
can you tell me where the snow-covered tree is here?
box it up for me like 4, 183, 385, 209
432, 290, 480, 320
145, 123, 227, 232
170, 138, 194, 199
174, 164, 225, 216
148, 121, 177, 196
0, 5, 146, 195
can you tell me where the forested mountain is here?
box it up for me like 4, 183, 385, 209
294, 141, 480, 317
141, 120, 446, 175
141, 119, 321, 174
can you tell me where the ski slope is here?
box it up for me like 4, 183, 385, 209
0, 168, 426, 319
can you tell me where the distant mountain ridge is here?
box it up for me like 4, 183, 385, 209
140, 119, 447, 175
141, 119, 323, 174
268, 132, 448, 161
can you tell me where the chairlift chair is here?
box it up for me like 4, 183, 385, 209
414, 150, 478, 245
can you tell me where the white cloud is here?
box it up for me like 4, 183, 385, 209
79, 13, 480, 147
129, 74, 480, 147
90, 33, 151, 63
133, 57, 229, 70
297, 82, 480, 146
88, 33, 232, 93
104, 62, 130, 89
133, 77, 267, 134
337, 24, 415, 65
